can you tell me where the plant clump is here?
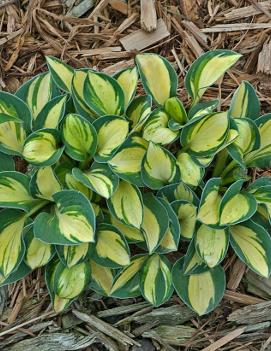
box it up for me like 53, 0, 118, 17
0, 50, 271, 316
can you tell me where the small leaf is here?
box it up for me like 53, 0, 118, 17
57, 243, 89, 268
93, 115, 129, 162
141, 193, 168, 254
171, 200, 197, 240
73, 162, 119, 199
195, 224, 229, 268
107, 180, 143, 229
46, 56, 74, 92
114, 67, 138, 107
29, 166, 62, 201
229, 81, 260, 120
110, 255, 146, 297
61, 113, 97, 162
34, 95, 67, 130
16, 72, 54, 119
0, 171, 44, 212
24, 228, 54, 269
197, 178, 222, 226
140, 254, 173, 307
181, 112, 229, 157
176, 152, 204, 187
0, 209, 26, 278
126, 95, 152, 132
143, 109, 178, 145
89, 260, 114, 296
92, 224, 130, 268
142, 142, 178, 190
108, 134, 147, 187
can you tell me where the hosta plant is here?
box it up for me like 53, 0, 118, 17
1, 50, 271, 316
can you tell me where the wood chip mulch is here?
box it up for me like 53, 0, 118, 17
1, 0, 271, 350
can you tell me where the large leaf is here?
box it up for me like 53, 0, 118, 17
135, 53, 177, 106
171, 200, 197, 240
181, 112, 229, 157
229, 81, 260, 120
84, 70, 125, 116
140, 254, 173, 307
61, 113, 97, 162
108, 134, 147, 187
230, 220, 271, 278
141, 193, 168, 253
34, 190, 96, 245
92, 224, 130, 268
185, 50, 241, 103
172, 257, 225, 315
107, 180, 143, 229
114, 67, 138, 107
46, 56, 74, 92
142, 142, 178, 189
110, 255, 146, 298
73, 162, 119, 199
23, 129, 64, 166
0, 209, 26, 278
195, 224, 229, 268
93, 115, 129, 162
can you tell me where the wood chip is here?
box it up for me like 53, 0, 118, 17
120, 18, 169, 51
179, 0, 199, 21
181, 20, 208, 47
97, 302, 150, 318
224, 290, 264, 305
202, 23, 271, 33
224, 1, 271, 20
228, 301, 271, 325
109, 0, 128, 15
257, 41, 271, 75
227, 259, 246, 290
201, 327, 246, 351
66, 0, 95, 17
140, 0, 157, 32
72, 309, 140, 347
